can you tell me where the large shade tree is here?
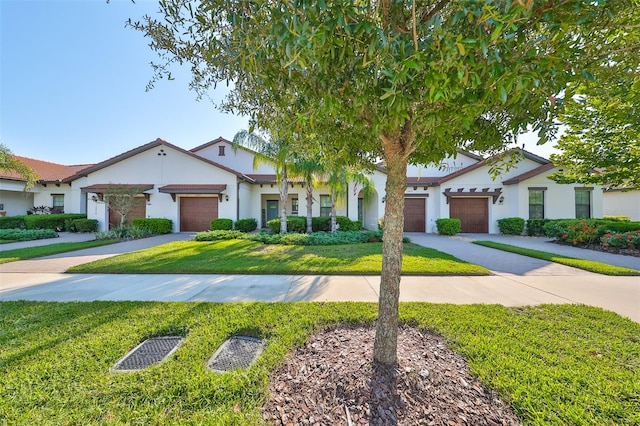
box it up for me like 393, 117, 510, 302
134, 0, 635, 365
549, 7, 640, 190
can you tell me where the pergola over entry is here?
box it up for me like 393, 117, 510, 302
80, 184, 155, 201
158, 184, 227, 201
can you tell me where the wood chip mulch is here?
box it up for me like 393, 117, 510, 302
263, 325, 522, 426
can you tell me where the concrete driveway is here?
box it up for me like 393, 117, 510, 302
1, 232, 638, 323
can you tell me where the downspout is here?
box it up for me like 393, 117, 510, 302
236, 179, 241, 222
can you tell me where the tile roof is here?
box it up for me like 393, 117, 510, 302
0, 156, 92, 182
503, 163, 556, 185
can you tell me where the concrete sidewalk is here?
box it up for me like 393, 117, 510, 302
1, 232, 638, 323
1, 272, 638, 322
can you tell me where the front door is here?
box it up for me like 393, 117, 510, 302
266, 200, 279, 222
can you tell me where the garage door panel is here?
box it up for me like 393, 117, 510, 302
180, 197, 218, 232
404, 198, 426, 232
450, 198, 488, 233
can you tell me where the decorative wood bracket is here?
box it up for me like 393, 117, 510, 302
443, 187, 502, 204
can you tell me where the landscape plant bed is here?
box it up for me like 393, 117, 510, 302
473, 241, 640, 276
67, 239, 489, 275
0, 240, 118, 264
1, 302, 638, 425
552, 240, 640, 258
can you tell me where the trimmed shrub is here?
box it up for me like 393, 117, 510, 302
23, 214, 86, 231
194, 230, 245, 241
497, 217, 525, 235
603, 215, 631, 222
436, 218, 461, 235
557, 221, 600, 245
234, 218, 258, 233
0, 228, 57, 241
600, 231, 640, 249
526, 219, 548, 236
210, 218, 233, 231
597, 221, 640, 235
0, 215, 26, 229
132, 218, 173, 234
71, 219, 99, 233
312, 216, 331, 232
267, 216, 306, 233
310, 216, 360, 232
95, 227, 151, 241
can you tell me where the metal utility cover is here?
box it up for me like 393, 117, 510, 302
112, 336, 184, 372
207, 336, 264, 373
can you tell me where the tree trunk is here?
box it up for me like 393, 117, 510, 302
306, 182, 313, 233
373, 123, 414, 366
280, 166, 289, 234
330, 190, 337, 233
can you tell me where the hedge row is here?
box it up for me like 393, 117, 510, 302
266, 216, 362, 234
0, 228, 58, 241
0, 214, 87, 231
132, 218, 173, 234
210, 218, 258, 232
194, 229, 386, 245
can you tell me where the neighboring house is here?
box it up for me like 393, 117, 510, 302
0, 157, 90, 216
2, 138, 607, 233
603, 189, 640, 221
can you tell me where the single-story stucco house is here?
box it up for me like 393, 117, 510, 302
2, 137, 616, 233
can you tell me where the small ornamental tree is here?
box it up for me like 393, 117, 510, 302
103, 185, 146, 228
133, 0, 635, 366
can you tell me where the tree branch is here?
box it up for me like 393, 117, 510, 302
419, 0, 451, 24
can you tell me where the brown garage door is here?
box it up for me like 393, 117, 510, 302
180, 197, 218, 231
450, 198, 488, 233
404, 198, 426, 232
109, 199, 146, 229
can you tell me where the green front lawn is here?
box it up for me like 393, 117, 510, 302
67, 239, 489, 275
1, 302, 638, 425
473, 240, 640, 276
0, 240, 118, 264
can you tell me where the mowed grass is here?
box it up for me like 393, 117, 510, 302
0, 240, 118, 264
1, 301, 638, 425
67, 239, 489, 275
473, 240, 640, 276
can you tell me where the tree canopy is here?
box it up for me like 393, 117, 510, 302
133, 0, 637, 365
0, 143, 37, 190
549, 8, 640, 190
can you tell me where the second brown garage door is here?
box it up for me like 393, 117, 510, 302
404, 198, 426, 232
450, 198, 488, 233
180, 197, 218, 232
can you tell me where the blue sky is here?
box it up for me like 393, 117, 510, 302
1, 0, 557, 166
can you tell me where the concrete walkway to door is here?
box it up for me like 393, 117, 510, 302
406, 233, 640, 273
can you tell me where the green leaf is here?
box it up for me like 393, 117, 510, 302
499, 86, 507, 103
456, 42, 466, 56
491, 23, 504, 42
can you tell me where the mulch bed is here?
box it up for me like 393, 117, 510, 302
551, 241, 640, 258
263, 325, 522, 425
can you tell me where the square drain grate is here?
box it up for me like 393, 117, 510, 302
112, 336, 184, 372
207, 336, 264, 373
